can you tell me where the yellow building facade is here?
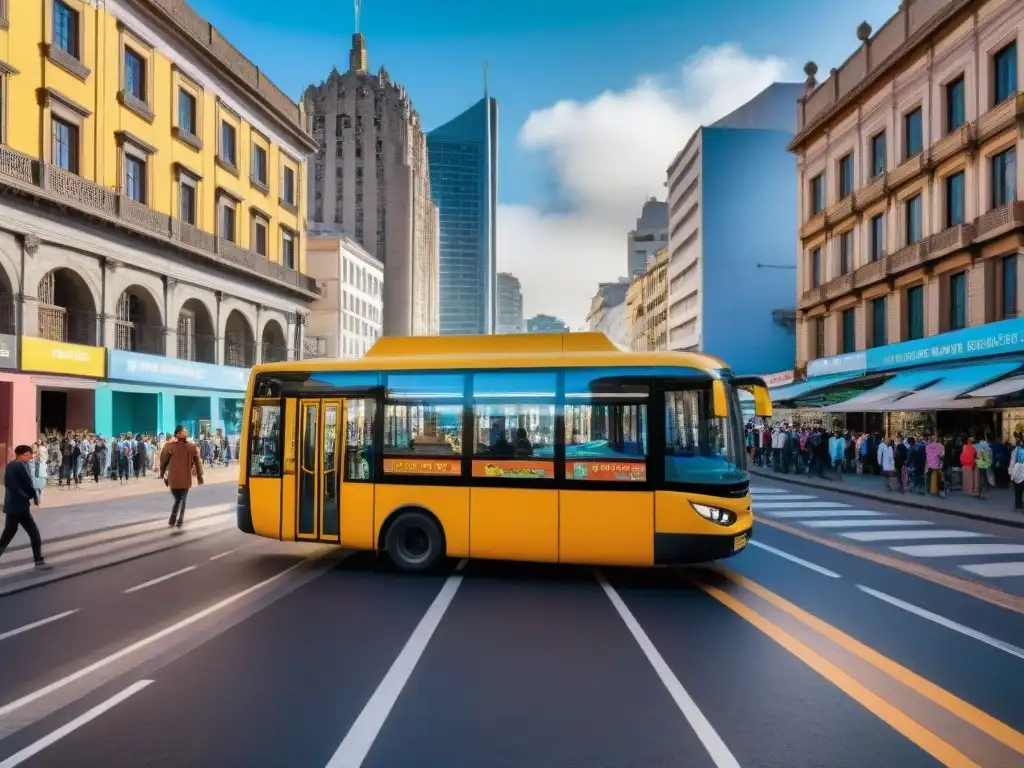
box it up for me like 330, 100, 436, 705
0, 0, 319, 442
627, 248, 668, 351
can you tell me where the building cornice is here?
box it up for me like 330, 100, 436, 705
127, 0, 317, 153
789, 0, 974, 151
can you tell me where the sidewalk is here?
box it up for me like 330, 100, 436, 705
2, 466, 237, 548
34, 464, 237, 508
750, 465, 1024, 529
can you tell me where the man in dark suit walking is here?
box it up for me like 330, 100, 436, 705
0, 445, 51, 569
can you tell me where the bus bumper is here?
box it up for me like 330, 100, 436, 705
236, 485, 255, 534
653, 523, 752, 565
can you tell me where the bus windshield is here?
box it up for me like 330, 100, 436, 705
664, 383, 747, 485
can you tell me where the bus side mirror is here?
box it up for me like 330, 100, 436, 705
732, 377, 774, 418
712, 380, 728, 418
748, 385, 773, 418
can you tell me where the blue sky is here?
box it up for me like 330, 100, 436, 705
191, 0, 899, 323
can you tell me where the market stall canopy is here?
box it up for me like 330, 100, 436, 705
823, 360, 1024, 412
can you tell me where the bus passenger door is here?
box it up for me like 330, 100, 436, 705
296, 398, 342, 543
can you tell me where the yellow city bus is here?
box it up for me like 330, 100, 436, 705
236, 332, 772, 571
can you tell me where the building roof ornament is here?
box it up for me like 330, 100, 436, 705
803, 62, 818, 92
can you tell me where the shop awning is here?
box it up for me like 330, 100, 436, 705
769, 371, 865, 404
964, 374, 1024, 400
824, 360, 1024, 412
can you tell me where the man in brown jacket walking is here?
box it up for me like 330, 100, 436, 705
159, 425, 204, 529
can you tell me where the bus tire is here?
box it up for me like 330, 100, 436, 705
384, 510, 445, 572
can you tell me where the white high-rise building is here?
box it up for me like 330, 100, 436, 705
303, 33, 438, 337
307, 235, 384, 359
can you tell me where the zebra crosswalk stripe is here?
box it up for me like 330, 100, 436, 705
841, 529, 989, 543
800, 519, 933, 529
761, 509, 886, 519
890, 543, 1024, 557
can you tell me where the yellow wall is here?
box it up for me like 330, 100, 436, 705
1, 0, 308, 275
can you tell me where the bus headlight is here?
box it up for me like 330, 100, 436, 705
692, 503, 735, 527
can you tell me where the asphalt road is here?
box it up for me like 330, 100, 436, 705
1, 482, 1023, 767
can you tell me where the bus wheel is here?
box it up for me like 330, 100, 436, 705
385, 510, 444, 572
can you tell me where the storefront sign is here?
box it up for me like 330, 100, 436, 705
807, 317, 1024, 378
807, 351, 867, 378
21, 337, 105, 378
866, 317, 1024, 372
107, 350, 249, 392
0, 334, 16, 370
760, 370, 795, 388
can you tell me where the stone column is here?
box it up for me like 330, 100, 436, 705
925, 275, 941, 336
102, 259, 120, 350
164, 278, 178, 358
855, 302, 867, 350
968, 260, 990, 327
887, 289, 903, 344
17, 234, 41, 338
823, 312, 838, 357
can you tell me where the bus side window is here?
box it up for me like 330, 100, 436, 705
344, 399, 376, 481
383, 373, 465, 460
563, 402, 648, 482
249, 402, 282, 477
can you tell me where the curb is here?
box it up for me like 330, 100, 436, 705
749, 469, 1024, 530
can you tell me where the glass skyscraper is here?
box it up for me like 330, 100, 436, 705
427, 96, 498, 335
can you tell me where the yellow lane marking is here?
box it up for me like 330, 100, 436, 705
714, 567, 1024, 758
756, 517, 1024, 617
691, 576, 982, 768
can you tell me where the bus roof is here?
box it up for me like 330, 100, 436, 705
254, 332, 731, 377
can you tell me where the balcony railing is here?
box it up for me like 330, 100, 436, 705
260, 342, 289, 363
886, 153, 924, 190
974, 202, 1024, 241
178, 333, 218, 364
853, 258, 886, 289
37, 306, 99, 346
0, 149, 319, 297
0, 299, 15, 335
930, 124, 974, 166
925, 223, 975, 260
114, 321, 165, 355
976, 95, 1019, 143
225, 341, 257, 368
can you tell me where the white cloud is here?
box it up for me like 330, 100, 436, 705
497, 43, 791, 328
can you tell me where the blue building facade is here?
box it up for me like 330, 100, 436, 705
701, 126, 797, 374
427, 96, 499, 335
665, 82, 801, 376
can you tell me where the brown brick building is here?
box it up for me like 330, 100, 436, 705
792, 0, 1022, 369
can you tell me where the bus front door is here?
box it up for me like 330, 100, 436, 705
296, 398, 343, 543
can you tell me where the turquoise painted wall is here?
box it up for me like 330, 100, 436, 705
95, 383, 246, 437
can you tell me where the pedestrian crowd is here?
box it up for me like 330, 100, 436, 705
745, 422, 1024, 512
0, 423, 217, 569
24, 430, 237, 499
